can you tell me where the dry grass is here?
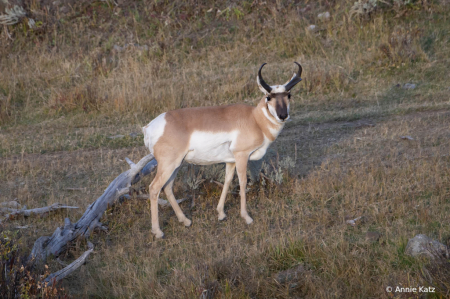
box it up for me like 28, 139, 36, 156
1, 0, 450, 298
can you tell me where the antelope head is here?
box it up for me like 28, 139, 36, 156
257, 62, 303, 123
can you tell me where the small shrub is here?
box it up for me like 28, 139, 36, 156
350, 0, 424, 20
48, 83, 103, 114
350, 0, 379, 19
378, 25, 426, 65
421, 247, 450, 297
0, 231, 68, 299
184, 166, 205, 191
203, 164, 226, 183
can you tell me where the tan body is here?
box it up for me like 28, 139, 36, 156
142, 62, 302, 238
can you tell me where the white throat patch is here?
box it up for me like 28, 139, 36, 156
262, 106, 285, 138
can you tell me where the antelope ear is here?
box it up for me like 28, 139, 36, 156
257, 75, 270, 95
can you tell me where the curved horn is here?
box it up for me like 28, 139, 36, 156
257, 63, 272, 94
284, 62, 303, 91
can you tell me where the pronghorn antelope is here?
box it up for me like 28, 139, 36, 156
143, 62, 302, 238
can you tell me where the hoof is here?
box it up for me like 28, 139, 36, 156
218, 213, 227, 221
182, 218, 192, 227
152, 229, 164, 239
242, 215, 253, 224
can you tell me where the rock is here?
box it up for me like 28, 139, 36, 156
307, 25, 317, 32
345, 216, 362, 226
365, 231, 381, 242
275, 263, 311, 285
318, 12, 330, 21
108, 134, 125, 139
402, 83, 416, 90
405, 234, 449, 260
400, 135, 414, 140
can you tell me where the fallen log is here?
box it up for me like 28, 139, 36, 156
30, 154, 158, 264
0, 203, 79, 224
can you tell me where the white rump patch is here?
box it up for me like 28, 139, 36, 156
142, 112, 166, 154
185, 131, 239, 165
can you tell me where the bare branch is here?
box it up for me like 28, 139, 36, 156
1, 203, 79, 224
125, 157, 136, 167
44, 242, 94, 286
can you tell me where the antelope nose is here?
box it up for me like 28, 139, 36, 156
280, 114, 288, 120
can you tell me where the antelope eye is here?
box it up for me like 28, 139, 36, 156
287, 94, 291, 99
266, 96, 271, 101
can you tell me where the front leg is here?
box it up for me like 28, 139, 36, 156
217, 162, 236, 220
234, 153, 253, 224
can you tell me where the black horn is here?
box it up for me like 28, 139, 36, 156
284, 62, 303, 91
258, 63, 272, 94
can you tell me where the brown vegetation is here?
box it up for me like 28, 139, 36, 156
1, 0, 450, 298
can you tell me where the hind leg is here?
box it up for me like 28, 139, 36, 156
163, 168, 191, 227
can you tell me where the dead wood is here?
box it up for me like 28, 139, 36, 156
44, 242, 94, 286
29, 154, 157, 265
0, 200, 21, 209
0, 203, 79, 223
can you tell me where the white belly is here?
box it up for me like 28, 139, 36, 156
185, 131, 238, 165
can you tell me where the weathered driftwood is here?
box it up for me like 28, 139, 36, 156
30, 154, 158, 264
0, 203, 79, 224
44, 242, 94, 286
0, 200, 21, 209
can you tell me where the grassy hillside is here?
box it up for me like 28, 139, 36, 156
1, 0, 450, 297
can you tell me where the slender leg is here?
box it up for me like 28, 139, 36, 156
235, 153, 253, 224
149, 161, 182, 238
163, 168, 191, 227
217, 162, 236, 221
